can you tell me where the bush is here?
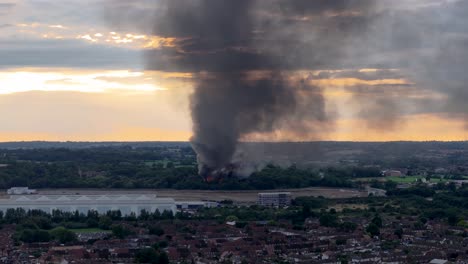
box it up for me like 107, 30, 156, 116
112, 224, 134, 239
235, 221, 248, 228
339, 222, 357, 232
135, 248, 158, 264
50, 227, 77, 244
148, 225, 165, 236
158, 240, 169, 248
18, 229, 51, 243
98, 216, 112, 230
366, 223, 380, 237
319, 214, 338, 227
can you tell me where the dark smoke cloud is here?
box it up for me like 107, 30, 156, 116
191, 73, 328, 177
105, 0, 468, 176
139, 0, 359, 177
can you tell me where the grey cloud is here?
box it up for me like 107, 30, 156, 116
372, 2, 468, 125
272, 0, 376, 15
314, 69, 405, 81
0, 2, 15, 8
0, 39, 142, 69
0, 2, 14, 15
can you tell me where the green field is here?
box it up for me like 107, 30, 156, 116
145, 160, 195, 168
353, 177, 386, 182
70, 228, 111, 234
386, 176, 448, 184
353, 176, 450, 184
386, 176, 421, 183
144, 160, 168, 167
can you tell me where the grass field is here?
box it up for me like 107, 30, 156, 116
353, 177, 387, 182
144, 160, 168, 167
144, 160, 195, 168
351, 176, 454, 185
386, 176, 448, 184
70, 228, 111, 234
386, 176, 421, 183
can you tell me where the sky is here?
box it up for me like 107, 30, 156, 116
0, 0, 467, 142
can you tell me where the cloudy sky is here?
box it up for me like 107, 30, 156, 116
0, 0, 467, 142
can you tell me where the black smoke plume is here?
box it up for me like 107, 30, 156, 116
103, 0, 381, 178
143, 0, 335, 179
105, 1, 468, 176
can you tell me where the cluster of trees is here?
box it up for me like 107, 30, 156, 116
11, 210, 78, 243
365, 215, 382, 237
0, 141, 467, 190
9, 143, 464, 191
0, 147, 197, 189
135, 247, 169, 264
0, 147, 369, 190
361, 184, 468, 227
2, 208, 179, 244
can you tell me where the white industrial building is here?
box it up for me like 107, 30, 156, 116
176, 201, 218, 210
0, 194, 176, 215
7, 187, 36, 195
257, 192, 292, 207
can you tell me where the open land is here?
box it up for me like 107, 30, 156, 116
30, 187, 367, 202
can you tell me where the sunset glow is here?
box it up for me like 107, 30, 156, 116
0, 0, 466, 142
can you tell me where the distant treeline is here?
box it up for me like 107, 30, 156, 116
0, 161, 366, 190
0, 142, 465, 190
0, 146, 386, 190
1, 141, 467, 169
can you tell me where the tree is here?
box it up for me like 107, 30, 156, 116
135, 248, 158, 264
366, 223, 380, 237
301, 204, 312, 219
448, 213, 459, 226
235, 222, 248, 228
394, 227, 403, 239
336, 238, 347, 245
158, 240, 169, 248
161, 210, 174, 220
106, 210, 122, 220
18, 229, 51, 243
112, 224, 133, 239
371, 215, 383, 228
225, 215, 239, 222
319, 214, 338, 227
339, 222, 357, 233
50, 227, 77, 243
149, 225, 165, 236
166, 162, 174, 169
98, 216, 112, 230
158, 251, 169, 264
139, 210, 150, 221
5, 208, 26, 224
86, 218, 99, 228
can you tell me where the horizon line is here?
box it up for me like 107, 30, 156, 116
0, 140, 467, 144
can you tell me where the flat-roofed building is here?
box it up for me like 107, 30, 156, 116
366, 186, 387, 197
7, 187, 36, 195
176, 201, 218, 211
257, 192, 291, 207
0, 194, 176, 215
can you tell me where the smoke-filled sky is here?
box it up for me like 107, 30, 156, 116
0, 0, 467, 142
